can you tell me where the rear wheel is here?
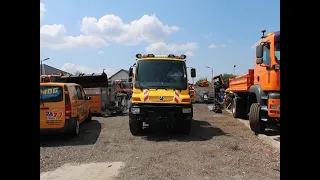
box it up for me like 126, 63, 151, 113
249, 103, 266, 134
232, 97, 242, 118
69, 119, 80, 136
85, 111, 92, 121
129, 116, 142, 136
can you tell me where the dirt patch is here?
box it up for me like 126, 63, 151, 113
40, 162, 125, 180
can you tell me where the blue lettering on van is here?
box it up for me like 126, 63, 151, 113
40, 87, 61, 99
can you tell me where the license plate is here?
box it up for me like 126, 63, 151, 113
204, 95, 208, 98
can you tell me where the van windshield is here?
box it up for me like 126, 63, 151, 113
40, 86, 63, 103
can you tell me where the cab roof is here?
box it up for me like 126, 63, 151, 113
135, 54, 187, 62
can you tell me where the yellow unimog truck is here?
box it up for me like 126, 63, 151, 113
128, 54, 196, 135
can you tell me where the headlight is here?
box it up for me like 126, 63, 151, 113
131, 107, 140, 114
182, 108, 192, 113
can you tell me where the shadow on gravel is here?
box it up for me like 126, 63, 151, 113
40, 120, 101, 147
140, 119, 229, 142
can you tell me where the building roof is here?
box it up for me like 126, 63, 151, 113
109, 69, 129, 79
40, 64, 70, 75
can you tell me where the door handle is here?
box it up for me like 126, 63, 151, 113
40, 107, 49, 110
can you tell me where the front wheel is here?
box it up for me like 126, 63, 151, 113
180, 119, 191, 135
249, 103, 266, 134
129, 116, 142, 136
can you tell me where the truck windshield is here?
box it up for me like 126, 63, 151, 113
135, 60, 187, 90
275, 36, 280, 64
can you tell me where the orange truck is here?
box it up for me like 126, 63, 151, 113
226, 30, 280, 134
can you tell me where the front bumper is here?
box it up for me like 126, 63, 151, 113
129, 104, 193, 124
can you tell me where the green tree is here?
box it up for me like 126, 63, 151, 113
222, 73, 237, 88
74, 71, 84, 76
196, 77, 208, 84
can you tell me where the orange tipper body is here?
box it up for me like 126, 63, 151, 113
225, 30, 280, 134
128, 53, 196, 135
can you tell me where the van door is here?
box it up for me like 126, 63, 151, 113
40, 85, 65, 129
75, 86, 86, 122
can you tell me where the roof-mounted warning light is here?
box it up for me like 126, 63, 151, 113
168, 54, 175, 58
136, 53, 187, 59
180, 54, 186, 59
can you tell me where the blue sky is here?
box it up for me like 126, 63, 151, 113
40, 0, 280, 80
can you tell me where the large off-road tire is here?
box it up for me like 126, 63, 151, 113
129, 116, 142, 136
249, 103, 266, 134
69, 119, 80, 136
232, 97, 242, 118
180, 119, 191, 135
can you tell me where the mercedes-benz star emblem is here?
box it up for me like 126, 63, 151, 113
159, 96, 164, 100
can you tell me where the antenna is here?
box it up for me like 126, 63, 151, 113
261, 29, 266, 39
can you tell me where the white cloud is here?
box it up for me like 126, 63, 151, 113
40, 24, 108, 50
80, 14, 179, 46
98, 50, 104, 54
208, 44, 217, 49
40, 5, 179, 50
40, 2, 45, 22
185, 52, 195, 57
145, 42, 198, 55
221, 44, 227, 48
61, 62, 116, 76
228, 40, 233, 43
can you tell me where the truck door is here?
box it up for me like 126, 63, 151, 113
254, 45, 271, 89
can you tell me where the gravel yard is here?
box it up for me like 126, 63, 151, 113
40, 104, 280, 180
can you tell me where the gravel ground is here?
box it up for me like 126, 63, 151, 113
40, 104, 280, 180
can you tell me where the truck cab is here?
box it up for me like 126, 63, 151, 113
227, 30, 280, 134
128, 54, 196, 135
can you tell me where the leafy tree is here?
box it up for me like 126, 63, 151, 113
74, 71, 84, 76
222, 73, 237, 88
196, 77, 208, 84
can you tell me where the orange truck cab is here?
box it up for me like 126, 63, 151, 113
226, 30, 280, 134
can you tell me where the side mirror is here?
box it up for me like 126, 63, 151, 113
128, 77, 132, 82
129, 67, 133, 77
256, 58, 263, 64
191, 68, 196, 78
256, 45, 263, 58
86, 96, 92, 100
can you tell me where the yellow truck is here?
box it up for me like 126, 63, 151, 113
128, 54, 196, 135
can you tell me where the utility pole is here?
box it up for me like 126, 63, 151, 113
40, 58, 50, 75
233, 65, 236, 75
